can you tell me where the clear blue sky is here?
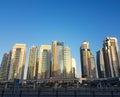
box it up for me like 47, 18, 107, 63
0, 0, 120, 77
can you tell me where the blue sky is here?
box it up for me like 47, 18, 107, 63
0, 0, 120, 77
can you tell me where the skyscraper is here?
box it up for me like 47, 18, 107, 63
36, 57, 39, 79
118, 49, 120, 67
89, 54, 97, 78
38, 45, 51, 79
52, 41, 64, 78
0, 67, 1, 79
0, 51, 11, 81
103, 37, 120, 77
64, 46, 72, 78
119, 51, 120, 66
80, 41, 91, 78
96, 49, 106, 78
8, 44, 26, 80
72, 58, 77, 78
27, 45, 38, 80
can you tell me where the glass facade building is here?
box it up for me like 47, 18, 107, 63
27, 45, 38, 80
96, 49, 106, 78
72, 58, 77, 78
8, 44, 26, 80
89, 54, 97, 78
64, 46, 72, 78
0, 52, 11, 80
80, 41, 91, 78
103, 37, 120, 77
39, 45, 51, 79
52, 41, 64, 78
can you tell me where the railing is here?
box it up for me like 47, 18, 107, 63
0, 88, 120, 97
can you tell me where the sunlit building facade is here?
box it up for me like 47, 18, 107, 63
8, 44, 26, 80
72, 58, 77, 78
36, 57, 39, 79
89, 54, 97, 78
52, 41, 64, 78
103, 37, 120, 77
64, 46, 72, 78
0, 51, 11, 80
0, 67, 1, 79
119, 51, 120, 66
39, 45, 51, 79
27, 45, 38, 80
96, 49, 106, 78
80, 41, 91, 78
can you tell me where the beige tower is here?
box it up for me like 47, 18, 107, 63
72, 58, 77, 78
8, 44, 26, 80
0, 52, 11, 81
97, 49, 106, 78
88, 54, 97, 78
52, 41, 57, 77
38, 45, 51, 79
52, 41, 64, 78
103, 37, 120, 77
64, 46, 72, 78
80, 41, 91, 78
27, 45, 38, 80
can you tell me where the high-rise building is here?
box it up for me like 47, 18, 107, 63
0, 51, 11, 80
103, 37, 120, 77
52, 41, 64, 78
72, 58, 77, 78
27, 45, 38, 80
96, 49, 106, 78
64, 46, 72, 78
0, 67, 1, 79
38, 45, 51, 79
7, 51, 12, 80
36, 57, 39, 79
88, 54, 97, 78
80, 41, 91, 78
8, 44, 26, 80
0, 53, 9, 80
119, 51, 120, 66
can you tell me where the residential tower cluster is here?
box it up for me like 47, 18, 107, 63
0, 41, 76, 81
80, 37, 120, 79
0, 37, 120, 81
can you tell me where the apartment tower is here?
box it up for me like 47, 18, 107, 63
52, 41, 64, 78
88, 54, 97, 78
27, 45, 38, 80
72, 58, 77, 78
64, 46, 72, 78
0, 51, 11, 80
38, 45, 51, 79
103, 37, 120, 77
96, 49, 106, 78
8, 44, 26, 80
80, 41, 91, 78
